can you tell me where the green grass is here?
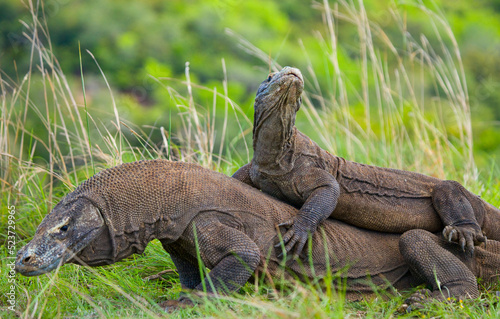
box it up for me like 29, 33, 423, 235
1, 0, 500, 318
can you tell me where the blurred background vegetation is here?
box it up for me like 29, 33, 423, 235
1, 0, 499, 169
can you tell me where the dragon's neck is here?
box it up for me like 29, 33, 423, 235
252, 108, 296, 169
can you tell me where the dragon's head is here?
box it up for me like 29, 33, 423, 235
253, 67, 304, 148
254, 66, 304, 116
16, 198, 105, 276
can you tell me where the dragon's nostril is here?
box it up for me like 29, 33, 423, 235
23, 256, 32, 263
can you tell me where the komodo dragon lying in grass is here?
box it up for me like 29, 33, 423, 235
233, 66, 499, 258
15, 160, 500, 308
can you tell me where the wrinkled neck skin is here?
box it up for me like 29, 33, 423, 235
71, 222, 114, 266
253, 107, 296, 164
252, 67, 304, 171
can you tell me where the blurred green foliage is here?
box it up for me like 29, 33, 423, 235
1, 0, 499, 167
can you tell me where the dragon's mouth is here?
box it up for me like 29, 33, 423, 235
15, 256, 64, 276
284, 69, 303, 83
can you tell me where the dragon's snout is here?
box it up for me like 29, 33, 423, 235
282, 66, 303, 83
15, 245, 40, 275
15, 242, 62, 276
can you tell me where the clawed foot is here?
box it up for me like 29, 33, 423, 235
398, 289, 431, 313
274, 218, 312, 259
442, 224, 487, 256
399, 287, 475, 314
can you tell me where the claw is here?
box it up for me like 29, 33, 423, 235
465, 233, 475, 256
278, 220, 293, 228
447, 228, 457, 242
275, 237, 287, 257
276, 245, 287, 258
460, 238, 466, 252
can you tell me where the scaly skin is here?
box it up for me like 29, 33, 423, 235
15, 160, 500, 307
233, 66, 498, 258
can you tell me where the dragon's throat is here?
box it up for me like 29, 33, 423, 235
253, 110, 295, 166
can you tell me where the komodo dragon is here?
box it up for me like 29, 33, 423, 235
233, 66, 498, 258
15, 160, 500, 307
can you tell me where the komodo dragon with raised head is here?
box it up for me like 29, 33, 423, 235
233, 66, 499, 258
15, 160, 500, 307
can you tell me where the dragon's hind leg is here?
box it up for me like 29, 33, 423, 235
399, 229, 479, 301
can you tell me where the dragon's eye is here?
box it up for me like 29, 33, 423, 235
60, 225, 69, 232
267, 75, 272, 81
